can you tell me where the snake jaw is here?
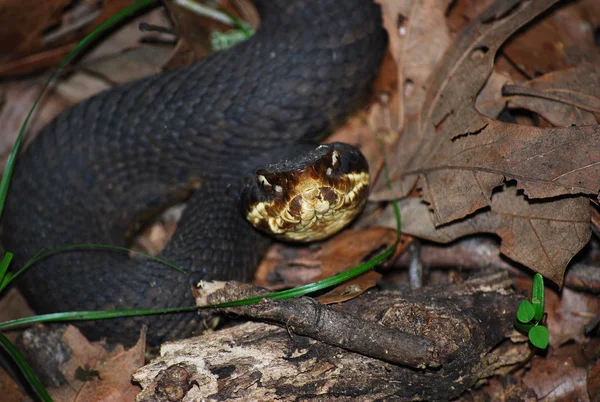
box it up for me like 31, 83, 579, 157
241, 142, 370, 242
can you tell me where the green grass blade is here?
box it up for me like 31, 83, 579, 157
0, 216, 400, 329
0, 306, 200, 330
0, 333, 53, 401
0, 252, 13, 283
210, 238, 396, 307
0, 243, 185, 292
0, 236, 397, 329
0, 0, 157, 221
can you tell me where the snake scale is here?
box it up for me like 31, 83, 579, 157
3, 0, 387, 345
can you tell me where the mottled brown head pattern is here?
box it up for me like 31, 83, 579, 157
240, 142, 369, 242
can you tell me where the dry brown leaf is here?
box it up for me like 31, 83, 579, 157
81, 45, 174, 85
317, 270, 383, 305
446, 0, 496, 34
375, 0, 451, 123
474, 70, 513, 118
544, 286, 600, 346
76, 8, 176, 84
522, 354, 589, 401
0, 0, 139, 76
47, 326, 145, 402
504, 63, 600, 126
253, 228, 403, 295
588, 358, 600, 402
316, 228, 400, 280
0, 365, 25, 402
381, 186, 590, 285
476, 63, 600, 126
252, 244, 324, 289
369, 0, 600, 285
396, 118, 599, 213
502, 0, 600, 78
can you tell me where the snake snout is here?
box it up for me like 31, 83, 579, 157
240, 142, 370, 242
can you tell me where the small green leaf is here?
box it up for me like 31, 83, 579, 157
531, 273, 545, 322
517, 299, 535, 323
528, 325, 549, 349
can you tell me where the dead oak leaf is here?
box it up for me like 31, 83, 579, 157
380, 185, 589, 285
503, 63, 600, 126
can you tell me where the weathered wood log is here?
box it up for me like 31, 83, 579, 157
134, 271, 526, 401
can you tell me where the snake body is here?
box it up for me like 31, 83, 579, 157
3, 0, 387, 345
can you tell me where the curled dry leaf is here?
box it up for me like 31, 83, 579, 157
371, 0, 598, 285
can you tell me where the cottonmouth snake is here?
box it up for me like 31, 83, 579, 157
3, 0, 387, 345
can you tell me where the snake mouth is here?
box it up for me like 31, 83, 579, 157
240, 142, 370, 242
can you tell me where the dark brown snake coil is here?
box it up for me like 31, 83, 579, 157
3, 0, 387, 345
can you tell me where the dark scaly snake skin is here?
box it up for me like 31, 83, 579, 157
2, 0, 387, 345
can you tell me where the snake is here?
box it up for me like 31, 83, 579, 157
2, 0, 387, 345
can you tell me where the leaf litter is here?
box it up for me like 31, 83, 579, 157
372, 0, 600, 286
369, 1, 600, 398
0, 0, 599, 400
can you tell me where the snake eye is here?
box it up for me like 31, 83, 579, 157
257, 174, 273, 192
331, 150, 340, 169
326, 150, 341, 176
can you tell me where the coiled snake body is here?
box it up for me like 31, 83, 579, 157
3, 0, 387, 345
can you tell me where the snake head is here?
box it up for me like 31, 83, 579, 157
240, 142, 370, 242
